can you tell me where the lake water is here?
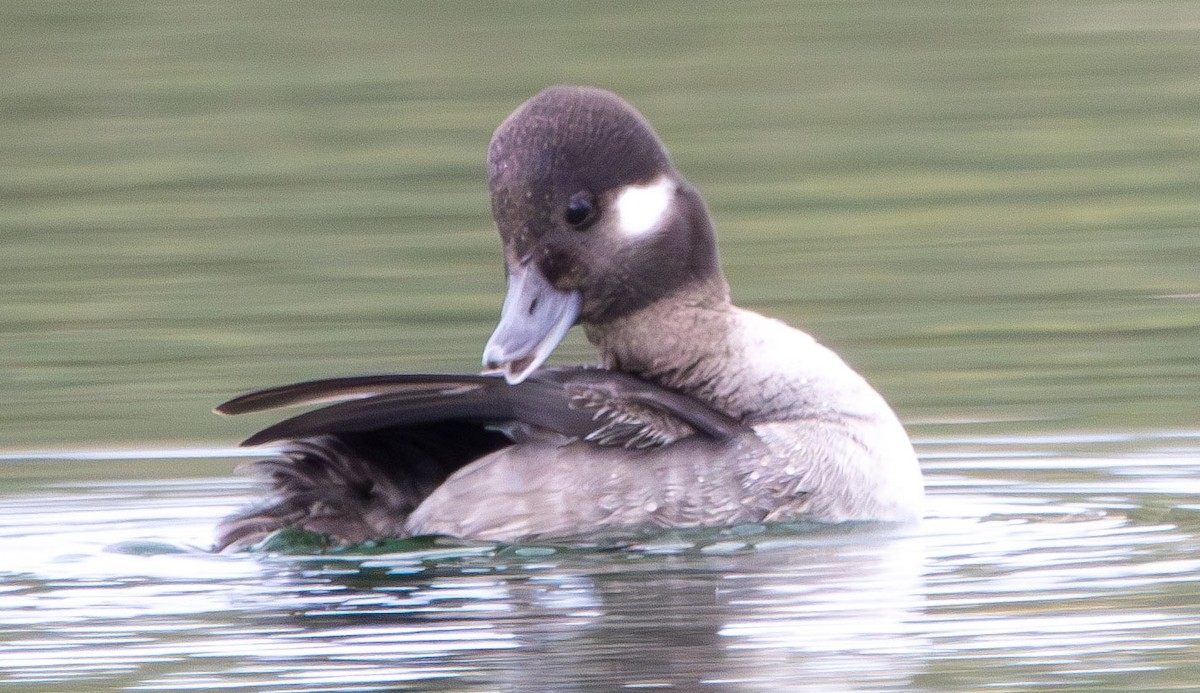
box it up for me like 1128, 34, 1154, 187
2, 1, 1199, 690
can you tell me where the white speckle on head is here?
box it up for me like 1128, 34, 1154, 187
615, 175, 675, 238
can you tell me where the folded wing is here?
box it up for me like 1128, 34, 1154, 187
214, 367, 747, 549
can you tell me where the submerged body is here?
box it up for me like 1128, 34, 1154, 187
216, 86, 923, 549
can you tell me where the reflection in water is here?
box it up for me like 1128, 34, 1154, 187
189, 526, 931, 691
428, 531, 926, 691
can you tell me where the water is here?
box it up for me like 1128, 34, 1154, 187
2, 1, 1199, 690
3, 438, 1199, 690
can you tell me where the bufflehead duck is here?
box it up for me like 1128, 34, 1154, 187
215, 86, 923, 549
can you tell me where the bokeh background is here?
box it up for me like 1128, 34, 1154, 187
5, 0, 1197, 451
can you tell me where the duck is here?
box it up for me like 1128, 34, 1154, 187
214, 86, 923, 550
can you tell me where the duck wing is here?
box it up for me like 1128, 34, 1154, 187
216, 366, 746, 449
214, 367, 748, 549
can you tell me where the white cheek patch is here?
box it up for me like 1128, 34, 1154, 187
614, 175, 675, 238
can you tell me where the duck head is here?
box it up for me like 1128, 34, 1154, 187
483, 86, 726, 383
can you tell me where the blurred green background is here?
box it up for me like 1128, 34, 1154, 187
2, 0, 1198, 449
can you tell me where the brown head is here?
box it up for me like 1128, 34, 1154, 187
483, 86, 726, 382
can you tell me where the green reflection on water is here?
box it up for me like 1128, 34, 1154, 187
1, 0, 1198, 448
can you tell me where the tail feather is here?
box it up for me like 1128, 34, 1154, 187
215, 422, 509, 550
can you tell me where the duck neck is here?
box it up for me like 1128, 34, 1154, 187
584, 275, 741, 414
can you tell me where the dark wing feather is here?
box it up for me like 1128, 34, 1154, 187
214, 422, 511, 550
215, 374, 496, 416
217, 367, 748, 449
214, 367, 750, 549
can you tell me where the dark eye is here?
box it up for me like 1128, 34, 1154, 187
564, 194, 596, 228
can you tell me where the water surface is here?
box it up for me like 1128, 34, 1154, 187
2, 1, 1199, 690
